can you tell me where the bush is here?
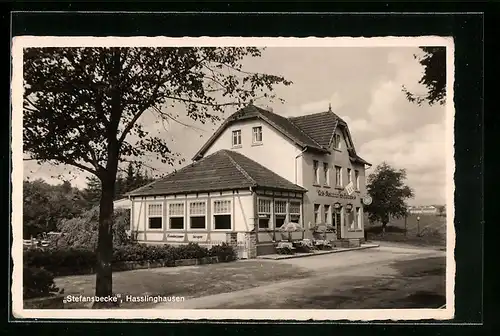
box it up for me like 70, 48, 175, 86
24, 247, 97, 275
23, 267, 60, 299
276, 247, 294, 255
23, 242, 238, 276
209, 243, 237, 262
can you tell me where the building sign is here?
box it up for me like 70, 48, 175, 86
188, 233, 208, 242
317, 189, 356, 200
166, 233, 186, 242
362, 195, 373, 205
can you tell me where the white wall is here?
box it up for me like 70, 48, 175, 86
300, 128, 367, 239
203, 119, 303, 184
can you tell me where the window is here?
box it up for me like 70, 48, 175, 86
232, 130, 242, 147
148, 203, 163, 229
214, 200, 231, 230
258, 198, 271, 229
169, 203, 184, 230
252, 126, 262, 144
347, 168, 352, 184
313, 160, 319, 185
289, 201, 301, 224
333, 134, 341, 149
355, 170, 360, 190
314, 204, 321, 224
274, 200, 287, 228
335, 166, 342, 187
323, 162, 330, 186
324, 205, 331, 224
189, 201, 206, 229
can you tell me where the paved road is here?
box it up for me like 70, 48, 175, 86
158, 245, 446, 309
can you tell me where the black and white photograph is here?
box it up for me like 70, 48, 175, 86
12, 36, 455, 320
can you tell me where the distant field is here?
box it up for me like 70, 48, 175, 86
364, 214, 447, 247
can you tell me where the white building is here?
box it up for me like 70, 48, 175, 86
127, 103, 371, 257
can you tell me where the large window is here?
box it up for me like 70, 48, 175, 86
347, 168, 352, 184
348, 208, 356, 231
335, 166, 342, 187
258, 198, 271, 229
274, 200, 287, 228
252, 126, 263, 144
324, 205, 331, 224
355, 170, 360, 190
214, 200, 231, 230
232, 130, 241, 147
189, 201, 206, 229
314, 204, 321, 224
169, 202, 184, 230
289, 201, 301, 224
148, 203, 163, 230
323, 162, 330, 186
313, 160, 319, 185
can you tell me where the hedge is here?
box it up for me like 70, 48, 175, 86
24, 242, 237, 276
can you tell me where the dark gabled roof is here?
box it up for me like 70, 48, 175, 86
128, 149, 307, 197
192, 104, 327, 161
288, 111, 340, 148
192, 103, 371, 166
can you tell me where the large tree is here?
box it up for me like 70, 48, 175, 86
23, 47, 291, 307
364, 162, 414, 232
402, 47, 446, 106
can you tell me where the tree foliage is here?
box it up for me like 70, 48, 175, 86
364, 162, 414, 229
56, 207, 131, 249
23, 46, 291, 306
403, 47, 446, 106
23, 179, 87, 239
82, 162, 155, 208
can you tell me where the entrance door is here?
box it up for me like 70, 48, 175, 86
333, 209, 342, 239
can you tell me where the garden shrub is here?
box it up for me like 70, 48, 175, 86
209, 243, 237, 262
276, 247, 294, 255
24, 242, 238, 276
23, 267, 60, 299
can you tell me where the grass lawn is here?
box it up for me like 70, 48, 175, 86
364, 214, 447, 247
55, 260, 312, 309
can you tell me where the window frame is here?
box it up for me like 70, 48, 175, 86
355, 169, 360, 190
188, 200, 208, 231
313, 204, 321, 224
147, 202, 163, 231
273, 198, 288, 229
335, 166, 342, 187
323, 162, 330, 186
289, 200, 302, 225
313, 160, 320, 185
324, 204, 331, 224
257, 197, 272, 230
212, 198, 233, 231
356, 207, 362, 231
167, 202, 185, 231
232, 129, 242, 147
252, 126, 263, 144
347, 168, 352, 184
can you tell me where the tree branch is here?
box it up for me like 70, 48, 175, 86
24, 156, 98, 176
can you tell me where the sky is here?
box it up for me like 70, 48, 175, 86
23, 46, 448, 206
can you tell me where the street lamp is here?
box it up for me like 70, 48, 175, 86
333, 202, 341, 210
345, 203, 353, 212
416, 216, 420, 236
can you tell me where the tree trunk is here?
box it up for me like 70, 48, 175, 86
381, 221, 388, 236
93, 176, 118, 308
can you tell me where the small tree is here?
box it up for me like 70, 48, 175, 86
402, 46, 446, 106
23, 46, 291, 307
365, 162, 414, 232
